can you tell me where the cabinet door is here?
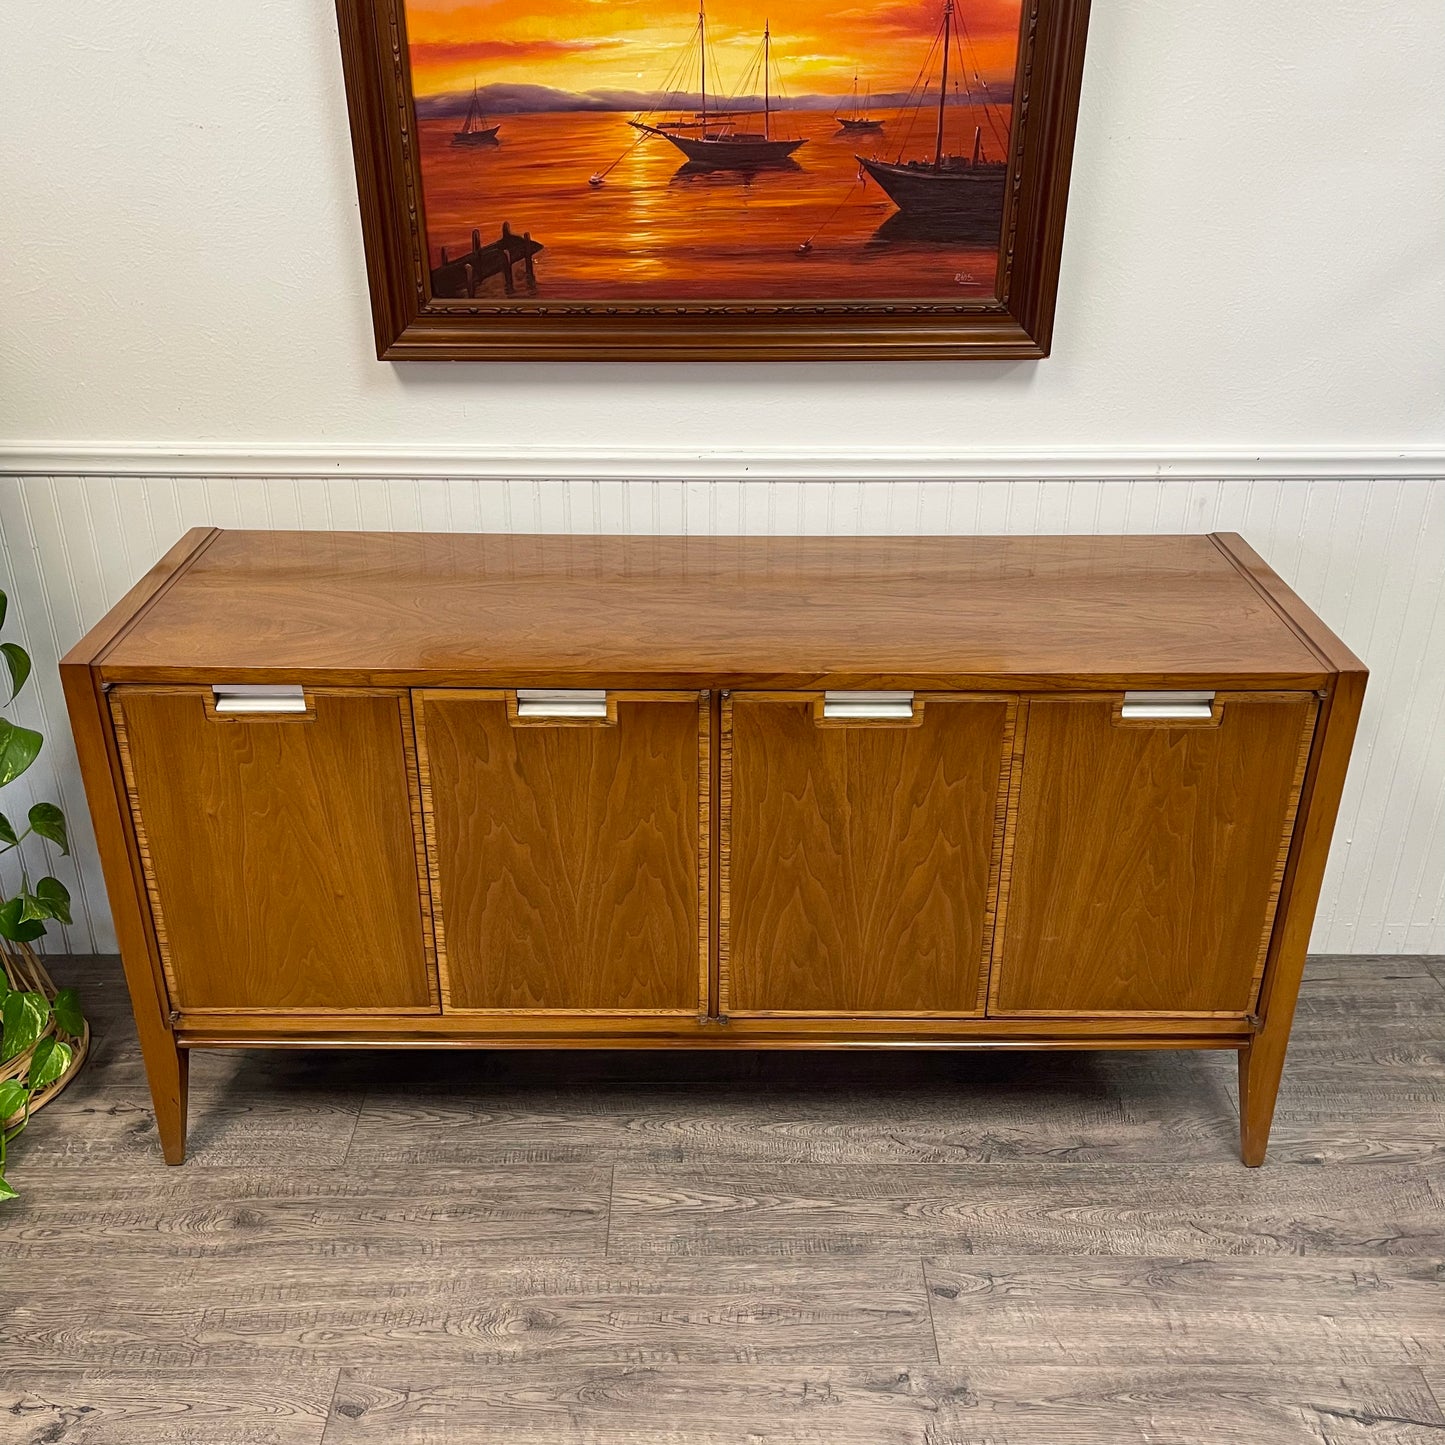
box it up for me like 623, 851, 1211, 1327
417, 691, 707, 1013
112, 687, 437, 1013
992, 693, 1318, 1015
724, 694, 1014, 1015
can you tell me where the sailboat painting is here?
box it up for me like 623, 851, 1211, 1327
835, 75, 884, 135
450, 84, 499, 146
400, 0, 1026, 303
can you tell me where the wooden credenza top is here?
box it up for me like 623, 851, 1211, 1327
75, 529, 1357, 688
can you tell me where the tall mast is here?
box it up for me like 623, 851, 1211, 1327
934, 0, 952, 168
764, 20, 770, 139
700, 2, 707, 132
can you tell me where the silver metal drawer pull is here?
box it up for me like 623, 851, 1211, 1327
211, 684, 307, 714
822, 690, 915, 721
1120, 690, 1216, 720
515, 688, 609, 719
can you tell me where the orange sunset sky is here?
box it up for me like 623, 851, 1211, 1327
404, 0, 1022, 102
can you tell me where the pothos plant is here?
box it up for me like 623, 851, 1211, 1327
0, 584, 83, 1200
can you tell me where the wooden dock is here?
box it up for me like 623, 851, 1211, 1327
430, 223, 543, 298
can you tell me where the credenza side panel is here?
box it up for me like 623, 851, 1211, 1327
724, 693, 1014, 1016
992, 692, 1319, 1016
416, 690, 707, 1015
110, 686, 439, 1014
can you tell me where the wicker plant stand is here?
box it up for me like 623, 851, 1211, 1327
1, 939, 90, 1129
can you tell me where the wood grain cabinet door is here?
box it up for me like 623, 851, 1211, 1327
724, 694, 1015, 1016
111, 687, 437, 1013
992, 693, 1319, 1016
416, 691, 707, 1014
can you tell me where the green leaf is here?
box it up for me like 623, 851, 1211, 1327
0, 814, 16, 847
0, 589, 6, 631
34, 878, 71, 926
27, 803, 69, 856
0, 898, 45, 943
0, 643, 30, 702
0, 719, 42, 787
0, 1175, 17, 1201
51, 987, 83, 1038
26, 1036, 70, 1090
0, 1078, 28, 1120
0, 991, 46, 1061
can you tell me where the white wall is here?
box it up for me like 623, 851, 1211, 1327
1, 0, 1443, 458
1, 5, 1443, 954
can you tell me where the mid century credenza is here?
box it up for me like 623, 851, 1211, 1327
61, 531, 1366, 1166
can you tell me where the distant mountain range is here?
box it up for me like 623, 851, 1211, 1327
414, 82, 1013, 117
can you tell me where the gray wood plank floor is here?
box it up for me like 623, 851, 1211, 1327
1, 954, 1443, 1444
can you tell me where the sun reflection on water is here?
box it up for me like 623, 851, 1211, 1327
418, 111, 1005, 301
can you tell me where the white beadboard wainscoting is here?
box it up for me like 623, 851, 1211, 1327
1, 473, 1441, 956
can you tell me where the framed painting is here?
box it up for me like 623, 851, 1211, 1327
335, 0, 1091, 359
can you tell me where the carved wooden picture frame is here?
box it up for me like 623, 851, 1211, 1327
334, 0, 1091, 360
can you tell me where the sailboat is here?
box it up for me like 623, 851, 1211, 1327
856, 0, 1007, 221
835, 73, 882, 134
451, 85, 500, 146
630, 9, 805, 169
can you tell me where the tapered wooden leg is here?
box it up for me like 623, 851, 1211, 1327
1238, 1035, 1287, 1167
142, 1037, 189, 1165
62, 655, 201, 1168
1230, 666, 1368, 1168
